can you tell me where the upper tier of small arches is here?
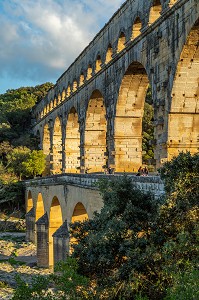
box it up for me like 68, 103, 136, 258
36, 0, 177, 121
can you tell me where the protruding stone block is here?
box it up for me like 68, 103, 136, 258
53, 220, 70, 266
25, 207, 35, 243
36, 212, 49, 268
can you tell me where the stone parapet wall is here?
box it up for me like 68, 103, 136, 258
25, 174, 164, 198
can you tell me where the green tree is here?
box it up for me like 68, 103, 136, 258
70, 176, 159, 299
7, 147, 31, 180
0, 82, 53, 146
22, 150, 46, 178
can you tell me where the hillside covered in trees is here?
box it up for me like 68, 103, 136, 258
0, 83, 53, 209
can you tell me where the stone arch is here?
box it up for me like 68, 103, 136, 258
49, 101, 53, 111
53, 97, 57, 106
52, 117, 62, 174
49, 196, 63, 266
73, 80, 78, 92
95, 54, 102, 72
57, 93, 61, 105
105, 44, 113, 64
168, 0, 177, 7
61, 89, 66, 101
71, 202, 88, 223
26, 191, 33, 213
35, 193, 45, 222
149, 0, 162, 25
79, 73, 84, 86
168, 19, 199, 160
42, 123, 51, 175
65, 107, 80, 173
44, 106, 47, 115
117, 31, 126, 52
46, 103, 50, 114
66, 85, 71, 97
85, 90, 107, 173
86, 64, 92, 80
114, 62, 150, 172
70, 202, 89, 250
132, 17, 142, 39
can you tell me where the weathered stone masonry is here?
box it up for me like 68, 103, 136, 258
32, 0, 198, 174
26, 0, 199, 267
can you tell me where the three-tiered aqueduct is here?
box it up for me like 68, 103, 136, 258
25, 0, 199, 267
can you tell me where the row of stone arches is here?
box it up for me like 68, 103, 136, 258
26, 191, 89, 267
42, 89, 108, 174
37, 0, 178, 121
36, 17, 199, 172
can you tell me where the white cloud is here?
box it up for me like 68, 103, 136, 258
0, 0, 124, 91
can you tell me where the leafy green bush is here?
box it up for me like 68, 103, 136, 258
12, 258, 90, 300
164, 268, 199, 300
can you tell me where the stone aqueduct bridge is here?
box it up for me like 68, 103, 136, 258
32, 0, 199, 175
26, 0, 199, 267
25, 174, 164, 267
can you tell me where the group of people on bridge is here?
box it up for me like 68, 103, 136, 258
136, 166, 149, 176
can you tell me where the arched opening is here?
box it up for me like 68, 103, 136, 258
49, 196, 63, 266
95, 55, 102, 73
105, 44, 113, 64
27, 191, 33, 213
73, 80, 78, 92
71, 202, 88, 223
42, 124, 51, 175
149, 0, 162, 25
53, 117, 62, 174
67, 85, 71, 97
70, 202, 88, 250
117, 32, 126, 52
35, 193, 45, 222
44, 106, 47, 115
54, 98, 58, 106
132, 17, 142, 39
168, 19, 199, 160
85, 90, 107, 173
86, 64, 92, 80
169, 0, 177, 7
61, 89, 66, 101
115, 62, 152, 172
65, 108, 80, 173
57, 94, 61, 105
50, 101, 53, 111
79, 73, 84, 86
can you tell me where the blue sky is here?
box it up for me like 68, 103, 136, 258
0, 0, 124, 94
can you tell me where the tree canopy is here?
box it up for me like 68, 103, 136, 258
0, 82, 53, 147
